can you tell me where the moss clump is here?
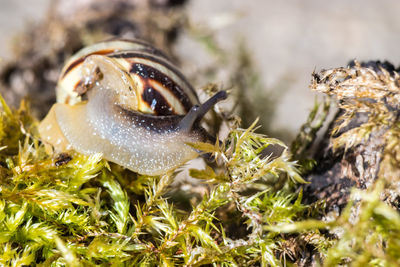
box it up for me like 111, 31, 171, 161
267, 180, 400, 266
0, 95, 309, 266
2, 61, 400, 266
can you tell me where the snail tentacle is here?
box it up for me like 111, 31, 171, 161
178, 91, 227, 132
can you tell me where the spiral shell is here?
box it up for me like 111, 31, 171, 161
39, 39, 226, 175
57, 39, 199, 115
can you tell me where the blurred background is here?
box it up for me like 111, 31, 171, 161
1, 0, 400, 143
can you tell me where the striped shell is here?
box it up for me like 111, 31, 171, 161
57, 39, 199, 115
39, 39, 226, 175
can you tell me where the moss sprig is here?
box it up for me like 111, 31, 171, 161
266, 179, 400, 266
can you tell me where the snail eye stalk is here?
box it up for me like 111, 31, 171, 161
178, 91, 227, 132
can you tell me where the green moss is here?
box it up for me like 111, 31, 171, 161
1, 89, 400, 266
266, 180, 400, 266
0, 94, 306, 266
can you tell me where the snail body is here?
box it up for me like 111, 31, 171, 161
39, 39, 226, 175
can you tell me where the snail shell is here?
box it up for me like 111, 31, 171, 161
39, 39, 226, 175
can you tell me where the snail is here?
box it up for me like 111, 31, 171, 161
39, 39, 227, 176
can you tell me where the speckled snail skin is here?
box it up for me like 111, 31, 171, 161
39, 39, 227, 176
